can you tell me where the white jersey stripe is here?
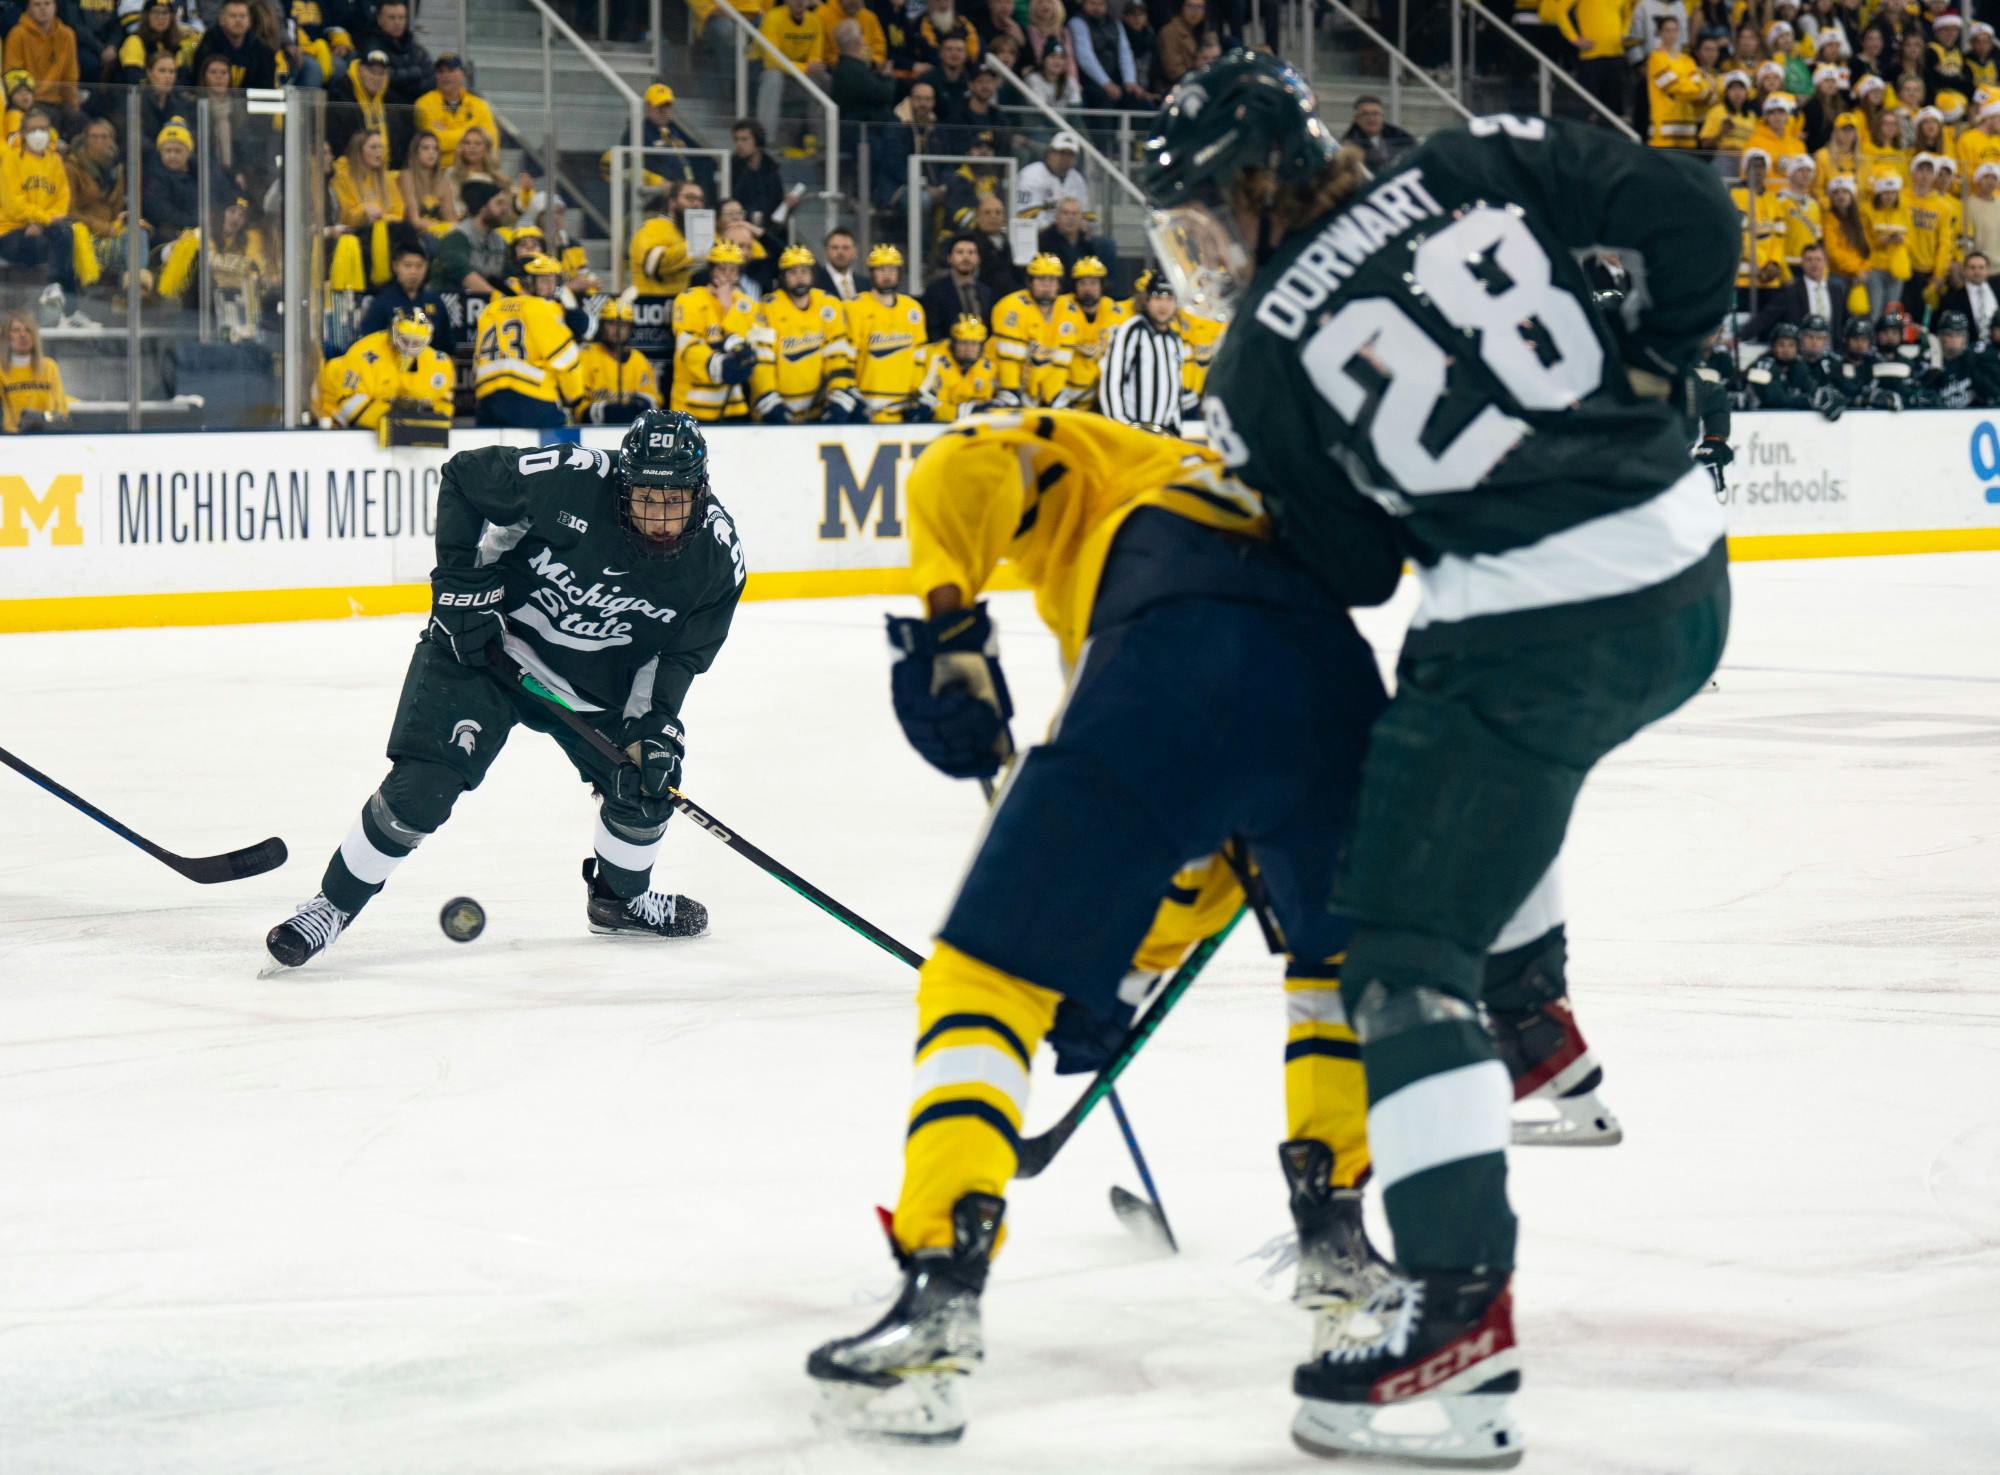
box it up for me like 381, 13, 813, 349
1409, 467, 1724, 633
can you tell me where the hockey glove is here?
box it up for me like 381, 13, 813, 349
1812, 384, 1845, 421
990, 388, 1023, 408
753, 390, 790, 424
903, 393, 940, 423
822, 386, 863, 423
611, 717, 685, 825
1046, 993, 1137, 1075
1865, 387, 1904, 413
1693, 435, 1733, 469
885, 602, 1015, 780
427, 566, 508, 666
709, 335, 756, 386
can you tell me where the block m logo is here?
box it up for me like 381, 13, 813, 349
0, 474, 84, 548
817, 443, 906, 539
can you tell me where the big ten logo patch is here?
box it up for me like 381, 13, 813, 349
817, 440, 934, 539
0, 473, 83, 547
1969, 421, 2000, 503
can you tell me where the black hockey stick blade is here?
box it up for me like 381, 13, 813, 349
2, 744, 288, 884
1110, 1185, 1177, 1255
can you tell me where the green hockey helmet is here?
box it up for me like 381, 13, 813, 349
1139, 48, 1338, 321
616, 408, 710, 558
1769, 321, 1800, 345
1843, 315, 1873, 348
1799, 312, 1831, 337
1936, 308, 1971, 355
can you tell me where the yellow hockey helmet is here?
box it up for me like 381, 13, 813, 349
950, 313, 988, 342
598, 298, 636, 324
707, 240, 748, 266
1072, 255, 1108, 279
1026, 252, 1065, 278
779, 243, 817, 270
867, 243, 905, 269
520, 252, 564, 277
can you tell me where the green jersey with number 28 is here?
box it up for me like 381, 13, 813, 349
1203, 115, 1738, 655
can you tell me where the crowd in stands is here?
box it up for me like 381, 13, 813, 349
1500, 0, 2000, 409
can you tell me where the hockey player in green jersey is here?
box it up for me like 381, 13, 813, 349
265, 409, 746, 969
1143, 55, 1734, 1466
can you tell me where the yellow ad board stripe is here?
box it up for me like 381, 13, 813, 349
0, 566, 1036, 634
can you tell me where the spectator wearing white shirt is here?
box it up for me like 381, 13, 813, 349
1016, 130, 1092, 219
1939, 252, 2000, 339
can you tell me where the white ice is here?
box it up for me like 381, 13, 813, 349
3, 554, 1999, 1475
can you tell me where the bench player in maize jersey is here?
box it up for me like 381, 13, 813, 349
265, 410, 746, 969
1144, 56, 1734, 1465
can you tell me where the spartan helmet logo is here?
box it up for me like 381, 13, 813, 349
451, 719, 482, 755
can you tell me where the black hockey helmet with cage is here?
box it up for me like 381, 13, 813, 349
1138, 49, 1337, 320
616, 408, 710, 558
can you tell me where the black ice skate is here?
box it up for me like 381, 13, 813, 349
806, 1193, 1003, 1444
264, 894, 352, 970
1280, 1139, 1397, 1350
1292, 1271, 1523, 1469
581, 859, 710, 939
1489, 997, 1622, 1147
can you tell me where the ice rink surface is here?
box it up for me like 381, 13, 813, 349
4, 553, 1999, 1475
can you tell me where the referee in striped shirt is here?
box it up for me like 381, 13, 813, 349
1099, 275, 1197, 434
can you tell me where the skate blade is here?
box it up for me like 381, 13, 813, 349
585, 922, 712, 940
1292, 1391, 1523, 1468
812, 1371, 967, 1444
1510, 1093, 1623, 1147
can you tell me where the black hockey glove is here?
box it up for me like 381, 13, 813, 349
1046, 993, 1137, 1075
427, 566, 507, 666
1693, 435, 1733, 469
611, 717, 685, 825
753, 390, 790, 424
1811, 384, 1845, 421
708, 334, 755, 386
903, 393, 939, 423
1864, 387, 1904, 413
822, 386, 863, 423
885, 602, 1015, 780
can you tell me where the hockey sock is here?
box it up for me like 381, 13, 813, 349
322, 788, 432, 916
1130, 856, 1245, 975
894, 942, 1061, 1255
591, 811, 668, 899
1284, 953, 1370, 1189
1348, 937, 1517, 1272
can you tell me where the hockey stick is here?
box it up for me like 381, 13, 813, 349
975, 760, 1173, 1242
1015, 906, 1245, 1180
1, 743, 288, 884
493, 653, 926, 969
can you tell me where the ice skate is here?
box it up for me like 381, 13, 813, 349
1292, 1271, 1524, 1469
1280, 1139, 1397, 1350
1490, 996, 1623, 1147
264, 894, 351, 970
581, 859, 710, 939
807, 1193, 1002, 1444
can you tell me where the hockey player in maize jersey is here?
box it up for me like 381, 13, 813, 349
265, 410, 746, 970
1143, 55, 1733, 1465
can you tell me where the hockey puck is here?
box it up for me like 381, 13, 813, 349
439, 897, 486, 944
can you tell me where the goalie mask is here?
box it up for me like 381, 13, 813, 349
389, 306, 434, 369
616, 408, 711, 559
